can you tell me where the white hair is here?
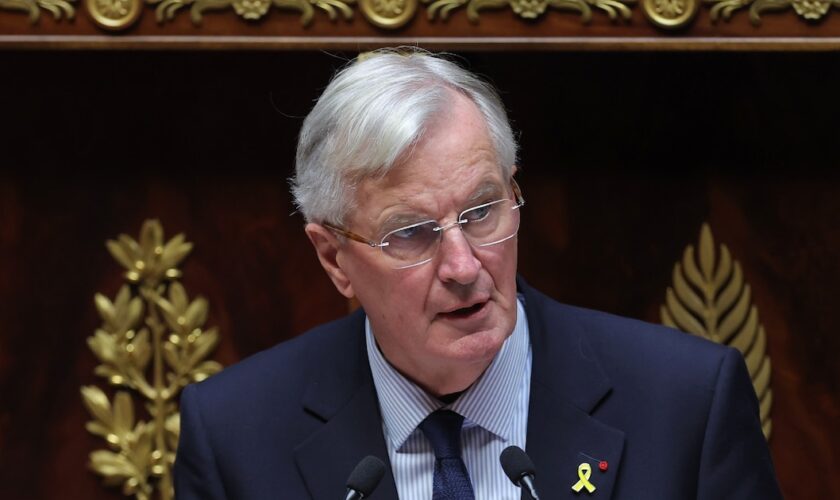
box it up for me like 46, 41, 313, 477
291, 48, 518, 225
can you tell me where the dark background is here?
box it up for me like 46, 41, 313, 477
1, 51, 838, 498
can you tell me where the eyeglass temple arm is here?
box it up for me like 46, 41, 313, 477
321, 221, 378, 247
511, 178, 526, 207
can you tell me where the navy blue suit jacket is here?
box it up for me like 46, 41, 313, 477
174, 279, 781, 499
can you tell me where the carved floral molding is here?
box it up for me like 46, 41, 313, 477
0, 0, 75, 23
2, 0, 838, 34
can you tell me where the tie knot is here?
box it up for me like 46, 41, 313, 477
419, 410, 465, 459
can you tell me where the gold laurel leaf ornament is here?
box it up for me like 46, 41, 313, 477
83, 220, 224, 500
660, 223, 773, 439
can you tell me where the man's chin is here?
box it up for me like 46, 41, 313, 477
437, 326, 510, 365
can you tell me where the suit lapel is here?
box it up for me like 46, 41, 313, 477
525, 382, 625, 499
293, 311, 399, 500
521, 280, 626, 499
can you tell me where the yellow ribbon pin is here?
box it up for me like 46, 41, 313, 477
571, 462, 597, 494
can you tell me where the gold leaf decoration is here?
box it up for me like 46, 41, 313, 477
105, 220, 193, 286
422, 0, 633, 23
706, 0, 840, 24
83, 219, 224, 500
86, 0, 143, 30
642, 0, 699, 28
359, 0, 417, 27
147, 0, 354, 25
660, 223, 773, 439
0, 0, 74, 22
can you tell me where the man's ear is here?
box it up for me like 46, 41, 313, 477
304, 223, 355, 299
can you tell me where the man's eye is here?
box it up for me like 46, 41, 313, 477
390, 222, 434, 240
465, 204, 492, 222
391, 224, 424, 239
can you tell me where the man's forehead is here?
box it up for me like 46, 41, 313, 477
366, 146, 502, 195
348, 92, 505, 227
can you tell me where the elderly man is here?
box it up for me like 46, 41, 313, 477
174, 50, 781, 500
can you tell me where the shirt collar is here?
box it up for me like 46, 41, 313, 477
366, 299, 530, 451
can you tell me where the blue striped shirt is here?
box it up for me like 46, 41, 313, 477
366, 299, 532, 499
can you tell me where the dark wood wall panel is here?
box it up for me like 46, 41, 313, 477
1, 51, 838, 499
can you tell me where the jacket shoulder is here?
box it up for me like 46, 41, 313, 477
184, 309, 366, 412
523, 283, 733, 386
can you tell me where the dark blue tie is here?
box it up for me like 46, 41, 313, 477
419, 410, 475, 500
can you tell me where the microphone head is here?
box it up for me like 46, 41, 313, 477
500, 446, 536, 485
346, 455, 386, 497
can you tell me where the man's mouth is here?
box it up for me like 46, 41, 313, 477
440, 301, 488, 319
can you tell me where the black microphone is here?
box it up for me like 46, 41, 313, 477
500, 446, 540, 500
345, 455, 386, 500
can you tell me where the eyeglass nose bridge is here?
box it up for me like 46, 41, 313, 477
432, 218, 468, 234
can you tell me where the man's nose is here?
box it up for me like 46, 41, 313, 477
435, 225, 481, 285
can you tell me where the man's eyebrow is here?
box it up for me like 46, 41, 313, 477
467, 181, 505, 203
380, 211, 431, 231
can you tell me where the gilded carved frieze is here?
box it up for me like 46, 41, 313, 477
2, 0, 839, 30
360, 0, 417, 28
151, 0, 354, 26
707, 0, 840, 23
642, 0, 699, 28
87, 0, 141, 29
423, 0, 634, 24
0, 0, 74, 22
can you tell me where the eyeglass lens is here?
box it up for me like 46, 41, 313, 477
380, 199, 520, 268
